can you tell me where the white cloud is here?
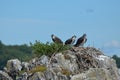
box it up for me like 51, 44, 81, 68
104, 40, 120, 48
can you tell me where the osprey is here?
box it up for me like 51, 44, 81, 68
51, 34, 63, 44
65, 35, 76, 45
74, 34, 87, 47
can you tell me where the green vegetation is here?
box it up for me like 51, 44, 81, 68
31, 41, 70, 57
0, 40, 70, 70
1, 40, 120, 71
0, 41, 33, 70
112, 55, 120, 68
29, 65, 47, 73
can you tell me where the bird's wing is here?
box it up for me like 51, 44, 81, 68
56, 37, 63, 43
74, 37, 83, 46
85, 38, 87, 43
65, 39, 71, 44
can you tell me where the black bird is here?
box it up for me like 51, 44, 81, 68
65, 35, 76, 45
51, 34, 63, 44
74, 34, 87, 47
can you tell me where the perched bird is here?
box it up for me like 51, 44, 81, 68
74, 34, 87, 47
65, 35, 76, 45
51, 34, 63, 44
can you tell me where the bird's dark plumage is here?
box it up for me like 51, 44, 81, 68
51, 34, 63, 44
74, 34, 87, 47
65, 35, 76, 45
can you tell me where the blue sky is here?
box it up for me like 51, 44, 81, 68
0, 0, 120, 56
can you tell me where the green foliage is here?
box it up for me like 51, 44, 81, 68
112, 55, 120, 68
0, 40, 70, 70
0, 40, 4, 49
0, 41, 33, 70
29, 65, 47, 73
19, 65, 47, 74
31, 41, 70, 57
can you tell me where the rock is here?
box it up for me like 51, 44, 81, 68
28, 69, 69, 80
28, 72, 46, 80
44, 70, 69, 80
118, 69, 120, 75
57, 72, 70, 80
96, 55, 120, 80
44, 70, 56, 80
6, 59, 22, 72
0, 70, 13, 80
1, 47, 120, 80
39, 55, 49, 65
22, 62, 30, 71
16, 72, 28, 80
71, 68, 120, 80
6, 59, 22, 79
53, 53, 79, 73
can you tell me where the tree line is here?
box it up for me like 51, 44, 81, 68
112, 55, 120, 68
0, 41, 33, 69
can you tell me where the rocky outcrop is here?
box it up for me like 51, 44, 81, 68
0, 47, 120, 80
0, 71, 13, 80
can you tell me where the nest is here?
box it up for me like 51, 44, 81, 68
72, 47, 101, 72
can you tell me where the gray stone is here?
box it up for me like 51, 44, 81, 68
22, 62, 30, 71
6, 59, 22, 72
118, 69, 120, 75
39, 55, 49, 65
16, 72, 28, 80
54, 53, 79, 73
71, 68, 120, 80
1, 47, 120, 80
44, 70, 57, 80
28, 72, 46, 80
6, 59, 22, 79
0, 70, 13, 80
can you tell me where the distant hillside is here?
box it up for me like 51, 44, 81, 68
0, 41, 33, 69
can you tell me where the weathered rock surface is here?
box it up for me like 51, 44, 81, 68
71, 68, 119, 80
0, 71, 13, 80
0, 47, 120, 80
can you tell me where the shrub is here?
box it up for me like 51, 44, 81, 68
31, 41, 70, 57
